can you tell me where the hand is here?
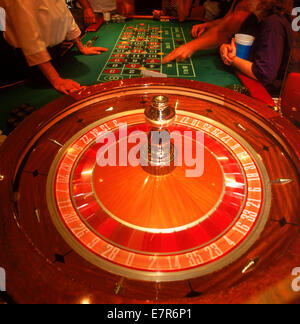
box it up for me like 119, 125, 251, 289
84, 8, 96, 26
191, 23, 211, 38
52, 77, 82, 95
79, 46, 108, 55
162, 43, 196, 64
220, 38, 236, 66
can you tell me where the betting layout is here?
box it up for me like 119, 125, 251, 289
97, 24, 196, 82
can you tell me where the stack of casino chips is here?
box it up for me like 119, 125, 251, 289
227, 84, 250, 96
6, 103, 36, 133
111, 14, 127, 23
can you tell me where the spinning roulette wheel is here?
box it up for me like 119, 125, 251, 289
0, 79, 299, 304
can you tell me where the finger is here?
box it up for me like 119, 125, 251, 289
191, 27, 196, 37
69, 84, 84, 93
223, 52, 231, 62
191, 25, 200, 34
90, 50, 103, 55
197, 29, 205, 38
65, 80, 81, 90
222, 54, 232, 65
194, 29, 201, 38
162, 51, 178, 64
83, 49, 101, 55
192, 26, 200, 38
71, 82, 82, 90
220, 45, 227, 57
231, 38, 236, 52
221, 47, 231, 62
176, 55, 186, 63
59, 87, 69, 95
94, 47, 108, 52
221, 56, 228, 65
162, 55, 171, 64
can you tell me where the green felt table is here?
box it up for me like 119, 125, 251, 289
0, 19, 240, 134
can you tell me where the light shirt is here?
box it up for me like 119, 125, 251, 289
87, 0, 117, 13
0, 0, 81, 66
203, 0, 222, 21
0, 7, 5, 31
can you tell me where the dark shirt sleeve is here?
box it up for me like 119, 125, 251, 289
238, 13, 258, 36
251, 16, 286, 86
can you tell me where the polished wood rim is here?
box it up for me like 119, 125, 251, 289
0, 78, 299, 304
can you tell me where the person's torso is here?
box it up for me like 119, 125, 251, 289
3, 0, 75, 48
239, 13, 292, 95
83, 0, 117, 13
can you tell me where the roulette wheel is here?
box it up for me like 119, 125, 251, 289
0, 78, 299, 304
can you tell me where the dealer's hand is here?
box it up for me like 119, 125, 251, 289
162, 43, 196, 63
73, 37, 108, 56
79, 46, 108, 55
52, 77, 82, 95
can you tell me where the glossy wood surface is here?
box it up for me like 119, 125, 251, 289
0, 79, 299, 304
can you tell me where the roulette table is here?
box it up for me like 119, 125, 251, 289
83, 18, 241, 84
97, 22, 197, 82
0, 18, 242, 134
0, 78, 299, 304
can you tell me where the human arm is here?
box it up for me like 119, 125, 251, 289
248, 17, 287, 86
220, 39, 257, 80
191, 21, 216, 38
191, 0, 248, 39
2, 0, 80, 93
163, 5, 249, 63
231, 57, 257, 80
73, 37, 108, 55
222, 17, 287, 86
177, 0, 194, 22
38, 62, 82, 95
37, 37, 108, 95
76, 0, 96, 26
